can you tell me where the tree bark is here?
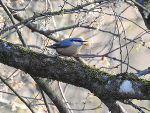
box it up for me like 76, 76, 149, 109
135, 0, 150, 29
0, 39, 150, 101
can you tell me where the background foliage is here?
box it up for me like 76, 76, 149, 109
0, 0, 150, 113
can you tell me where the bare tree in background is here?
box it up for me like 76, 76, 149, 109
0, 0, 150, 113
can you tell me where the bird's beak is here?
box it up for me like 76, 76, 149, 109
82, 41, 91, 46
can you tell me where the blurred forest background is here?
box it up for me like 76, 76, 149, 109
0, 0, 150, 113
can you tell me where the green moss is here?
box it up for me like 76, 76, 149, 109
82, 64, 111, 83
139, 79, 150, 94
140, 79, 150, 84
21, 47, 30, 52
116, 72, 138, 81
1, 38, 7, 42
86, 65, 110, 75
115, 72, 150, 94
56, 57, 65, 64
11, 44, 18, 49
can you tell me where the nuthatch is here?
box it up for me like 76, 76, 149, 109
46, 37, 89, 56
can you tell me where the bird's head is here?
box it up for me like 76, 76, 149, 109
70, 37, 90, 46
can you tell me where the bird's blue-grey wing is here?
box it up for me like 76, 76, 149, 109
47, 39, 72, 49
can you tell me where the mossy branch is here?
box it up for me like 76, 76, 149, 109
0, 39, 150, 100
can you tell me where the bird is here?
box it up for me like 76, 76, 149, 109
46, 37, 90, 56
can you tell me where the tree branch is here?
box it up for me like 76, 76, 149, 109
0, 39, 150, 101
132, 0, 150, 29
0, 0, 26, 46
34, 78, 69, 113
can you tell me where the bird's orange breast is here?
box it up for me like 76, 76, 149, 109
56, 43, 82, 56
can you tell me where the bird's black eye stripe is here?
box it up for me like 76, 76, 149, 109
71, 39, 82, 42
71, 39, 87, 42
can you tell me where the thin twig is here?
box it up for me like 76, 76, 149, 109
130, 0, 150, 13
125, 100, 146, 113
33, 78, 69, 113
40, 89, 51, 113
7, 0, 32, 12
0, 0, 26, 47
58, 82, 73, 113
0, 75, 35, 113
75, 54, 139, 71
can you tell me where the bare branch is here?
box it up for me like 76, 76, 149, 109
136, 67, 150, 77
0, 39, 150, 101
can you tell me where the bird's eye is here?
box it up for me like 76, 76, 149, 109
71, 39, 82, 42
